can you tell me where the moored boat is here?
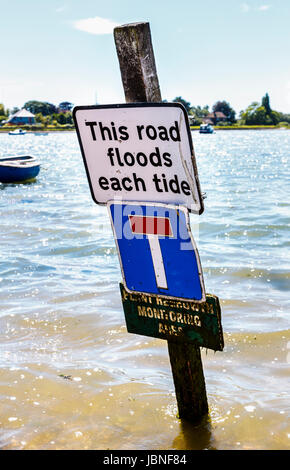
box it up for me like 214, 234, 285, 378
0, 155, 40, 183
199, 123, 214, 134
8, 128, 27, 135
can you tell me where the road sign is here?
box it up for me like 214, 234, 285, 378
73, 102, 204, 214
108, 201, 205, 302
120, 284, 224, 351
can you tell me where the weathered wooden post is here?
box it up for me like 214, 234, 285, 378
114, 22, 209, 422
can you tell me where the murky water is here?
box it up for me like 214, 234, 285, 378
0, 130, 289, 450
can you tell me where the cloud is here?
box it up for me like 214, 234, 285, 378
240, 3, 271, 13
257, 5, 270, 11
73, 16, 120, 35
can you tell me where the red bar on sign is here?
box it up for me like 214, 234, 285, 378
129, 215, 173, 237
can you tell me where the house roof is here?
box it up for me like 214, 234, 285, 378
8, 108, 35, 120
206, 111, 227, 119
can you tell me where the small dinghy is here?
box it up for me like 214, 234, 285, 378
8, 128, 27, 135
199, 123, 214, 134
0, 155, 40, 183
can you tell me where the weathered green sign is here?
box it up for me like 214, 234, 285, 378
120, 283, 224, 351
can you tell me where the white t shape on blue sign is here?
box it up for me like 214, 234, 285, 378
108, 201, 205, 302
128, 213, 173, 290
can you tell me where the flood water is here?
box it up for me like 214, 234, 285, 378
0, 129, 289, 450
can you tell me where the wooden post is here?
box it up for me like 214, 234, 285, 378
114, 22, 161, 103
114, 21, 209, 422
167, 342, 208, 421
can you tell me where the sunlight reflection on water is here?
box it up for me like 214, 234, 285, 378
0, 130, 289, 450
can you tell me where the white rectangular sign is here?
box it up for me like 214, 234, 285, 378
73, 103, 204, 214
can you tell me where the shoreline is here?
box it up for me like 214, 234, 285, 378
0, 128, 74, 133
0, 126, 288, 134
190, 125, 288, 131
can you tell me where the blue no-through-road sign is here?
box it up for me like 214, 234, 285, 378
108, 201, 205, 302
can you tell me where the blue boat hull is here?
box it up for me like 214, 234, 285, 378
0, 162, 40, 183
199, 124, 214, 134
199, 128, 214, 134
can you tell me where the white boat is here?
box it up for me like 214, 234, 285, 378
199, 123, 214, 134
9, 128, 27, 135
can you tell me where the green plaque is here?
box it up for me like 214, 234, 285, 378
120, 283, 224, 351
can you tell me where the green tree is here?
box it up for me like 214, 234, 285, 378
58, 101, 73, 112
0, 103, 9, 124
24, 100, 57, 116
0, 103, 6, 116
269, 110, 280, 125
240, 94, 281, 125
35, 113, 45, 124
57, 113, 66, 125
212, 100, 236, 123
262, 93, 271, 114
172, 96, 191, 113
262, 93, 280, 124
239, 102, 276, 125
191, 105, 209, 118
64, 112, 73, 124
239, 102, 264, 124
43, 115, 52, 126
277, 112, 290, 123
189, 105, 210, 125
10, 107, 20, 116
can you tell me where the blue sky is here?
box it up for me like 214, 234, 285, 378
1, 0, 289, 115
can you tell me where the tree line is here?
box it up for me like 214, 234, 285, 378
0, 94, 290, 128
172, 93, 290, 126
0, 100, 74, 127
